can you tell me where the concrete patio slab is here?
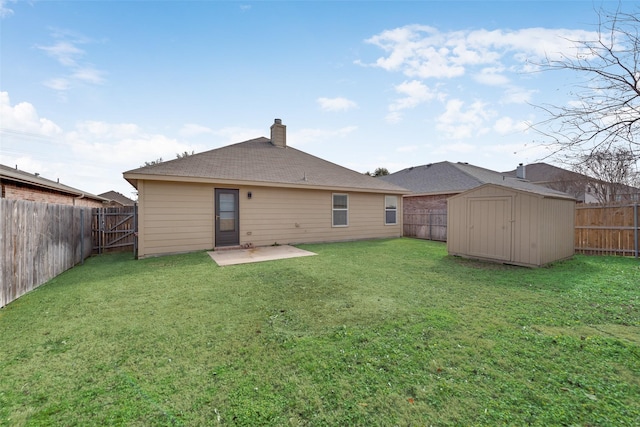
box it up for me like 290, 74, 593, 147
208, 245, 317, 266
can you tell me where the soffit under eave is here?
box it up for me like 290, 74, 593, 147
123, 173, 408, 195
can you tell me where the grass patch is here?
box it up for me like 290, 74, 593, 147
1, 238, 639, 426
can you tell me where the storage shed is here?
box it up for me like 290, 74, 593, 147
447, 183, 576, 267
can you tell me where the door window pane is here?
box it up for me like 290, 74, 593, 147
219, 193, 236, 231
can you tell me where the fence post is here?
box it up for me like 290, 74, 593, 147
635, 203, 638, 259
80, 209, 85, 265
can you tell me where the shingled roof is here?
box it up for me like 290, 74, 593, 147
501, 162, 585, 183
124, 136, 408, 194
1, 163, 108, 202
98, 190, 136, 206
379, 161, 574, 199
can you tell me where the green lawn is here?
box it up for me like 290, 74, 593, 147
1, 238, 638, 426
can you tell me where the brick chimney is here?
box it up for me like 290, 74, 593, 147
270, 118, 286, 148
516, 163, 526, 179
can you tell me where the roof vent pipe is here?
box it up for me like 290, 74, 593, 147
270, 118, 286, 148
516, 163, 526, 179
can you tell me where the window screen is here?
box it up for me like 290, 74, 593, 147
332, 194, 348, 227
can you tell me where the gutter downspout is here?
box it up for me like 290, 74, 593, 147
74, 193, 86, 206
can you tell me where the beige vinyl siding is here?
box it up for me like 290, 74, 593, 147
240, 187, 401, 247
447, 184, 575, 267
137, 180, 403, 257
139, 181, 214, 257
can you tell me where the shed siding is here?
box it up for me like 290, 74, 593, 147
446, 196, 466, 254
447, 184, 575, 267
515, 192, 543, 267
137, 180, 402, 257
539, 198, 575, 265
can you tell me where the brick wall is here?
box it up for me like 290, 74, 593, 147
403, 193, 456, 212
2, 182, 104, 208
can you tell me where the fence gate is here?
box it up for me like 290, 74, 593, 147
92, 205, 138, 256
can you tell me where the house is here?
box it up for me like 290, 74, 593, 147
447, 183, 576, 267
123, 119, 408, 258
0, 164, 107, 207
502, 162, 640, 204
379, 161, 520, 211
379, 161, 575, 241
98, 190, 137, 207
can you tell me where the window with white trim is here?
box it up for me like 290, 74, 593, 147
385, 195, 398, 225
332, 193, 348, 227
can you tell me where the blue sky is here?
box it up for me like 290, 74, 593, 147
0, 0, 628, 198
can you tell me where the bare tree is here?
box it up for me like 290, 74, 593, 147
176, 150, 195, 159
543, 169, 592, 202
572, 147, 639, 204
532, 7, 640, 164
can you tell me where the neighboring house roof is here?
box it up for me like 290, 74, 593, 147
502, 162, 640, 202
379, 161, 574, 200
0, 164, 108, 202
124, 137, 408, 194
501, 162, 584, 184
98, 190, 136, 206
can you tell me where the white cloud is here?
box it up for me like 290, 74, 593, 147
385, 111, 403, 124
0, 92, 218, 196
0, 92, 62, 136
362, 24, 599, 80
436, 99, 496, 139
474, 66, 510, 86
43, 78, 72, 91
493, 116, 530, 135
67, 123, 191, 167
390, 80, 439, 110
1, 0, 16, 18
37, 41, 84, 67
71, 67, 106, 84
317, 97, 358, 112
386, 80, 442, 123
501, 86, 537, 104
36, 32, 107, 93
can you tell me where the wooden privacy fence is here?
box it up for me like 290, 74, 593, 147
1, 199, 93, 308
403, 209, 447, 242
92, 206, 137, 255
575, 203, 639, 257
405, 204, 639, 258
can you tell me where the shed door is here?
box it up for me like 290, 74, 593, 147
467, 197, 512, 261
215, 188, 239, 247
